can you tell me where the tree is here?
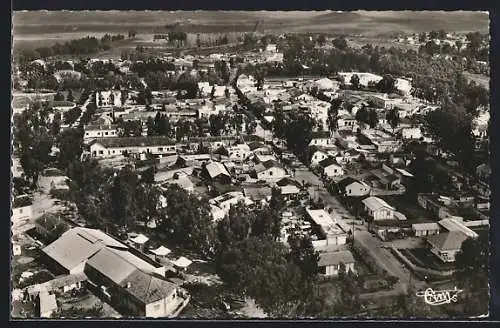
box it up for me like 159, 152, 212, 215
57, 127, 84, 168
54, 92, 65, 101
109, 165, 140, 228
272, 108, 286, 139
287, 233, 319, 284
160, 185, 217, 257
386, 108, 400, 132
66, 90, 74, 102
368, 109, 379, 128
332, 37, 348, 50
350, 74, 361, 90
376, 74, 396, 94
317, 35, 326, 47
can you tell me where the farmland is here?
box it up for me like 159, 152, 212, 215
13, 10, 489, 52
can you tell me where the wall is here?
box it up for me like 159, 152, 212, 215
12, 205, 33, 221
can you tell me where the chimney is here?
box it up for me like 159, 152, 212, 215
126, 282, 131, 289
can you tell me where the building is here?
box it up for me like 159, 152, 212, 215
209, 191, 253, 220
85, 248, 189, 317
412, 222, 441, 237
318, 157, 344, 179
41, 227, 189, 317
337, 177, 371, 197
401, 127, 423, 140
310, 149, 329, 166
12, 195, 33, 222
318, 250, 355, 276
38, 291, 58, 318
337, 114, 358, 131
41, 227, 130, 275
309, 131, 334, 148
306, 208, 348, 247
360, 129, 401, 153
362, 196, 395, 221
204, 161, 232, 184
84, 124, 119, 141
243, 186, 273, 203
90, 137, 177, 158
314, 78, 339, 91
254, 160, 287, 183
426, 231, 470, 263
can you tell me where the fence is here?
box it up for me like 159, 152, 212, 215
390, 247, 454, 277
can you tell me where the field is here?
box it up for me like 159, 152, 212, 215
12, 11, 489, 52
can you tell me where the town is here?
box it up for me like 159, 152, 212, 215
11, 11, 490, 319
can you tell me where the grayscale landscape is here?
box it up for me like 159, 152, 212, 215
11, 10, 489, 319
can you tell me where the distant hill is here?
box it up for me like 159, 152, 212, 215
13, 10, 489, 37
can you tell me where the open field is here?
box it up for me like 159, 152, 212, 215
13, 11, 489, 51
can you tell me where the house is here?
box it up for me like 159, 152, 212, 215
162, 176, 195, 193
38, 291, 57, 318
130, 234, 149, 251
150, 246, 172, 262
476, 164, 491, 181
154, 167, 194, 183
254, 160, 287, 183
227, 144, 251, 162
318, 250, 355, 276
209, 192, 254, 220
362, 196, 395, 221
84, 248, 189, 317
84, 124, 119, 141
318, 157, 344, 179
337, 177, 371, 197
412, 222, 441, 237
426, 231, 470, 263
12, 195, 33, 222
309, 131, 334, 147
314, 78, 339, 91
204, 161, 232, 184
243, 186, 273, 203
369, 169, 402, 190
337, 114, 358, 131
279, 185, 301, 201
438, 218, 479, 238
310, 149, 330, 166
401, 127, 422, 140
247, 141, 269, 155
306, 208, 348, 247
89, 137, 177, 158
335, 130, 359, 150
360, 129, 401, 153
97, 90, 122, 107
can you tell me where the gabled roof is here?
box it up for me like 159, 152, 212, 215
318, 250, 355, 267
247, 141, 267, 151
150, 246, 171, 257
42, 228, 128, 272
255, 160, 283, 173
337, 177, 365, 191
362, 196, 395, 211
310, 131, 331, 139
318, 157, 341, 168
205, 161, 231, 178
243, 186, 273, 200
427, 231, 469, 251
120, 269, 177, 304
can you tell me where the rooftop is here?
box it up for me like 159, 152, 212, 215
362, 196, 395, 211
427, 231, 469, 251
318, 250, 355, 267
91, 136, 176, 148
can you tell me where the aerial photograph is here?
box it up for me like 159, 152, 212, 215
11, 10, 490, 319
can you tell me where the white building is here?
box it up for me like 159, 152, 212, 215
90, 137, 177, 158
84, 124, 119, 141
255, 160, 288, 183
209, 192, 254, 221
401, 127, 422, 140
12, 195, 33, 222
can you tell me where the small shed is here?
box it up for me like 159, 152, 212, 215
130, 234, 149, 250
170, 256, 193, 271
150, 246, 172, 261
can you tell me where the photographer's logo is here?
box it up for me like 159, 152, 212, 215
416, 287, 463, 306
